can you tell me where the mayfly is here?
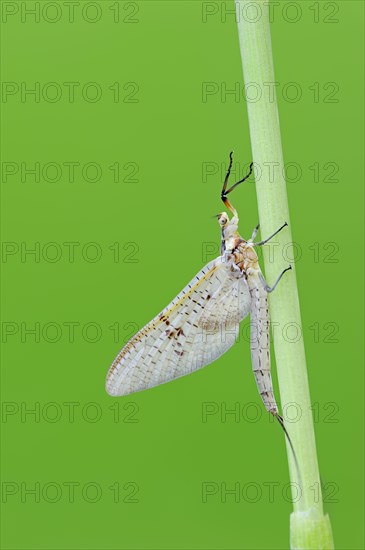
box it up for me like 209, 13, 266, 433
106, 152, 297, 460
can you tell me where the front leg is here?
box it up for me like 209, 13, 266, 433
254, 222, 288, 246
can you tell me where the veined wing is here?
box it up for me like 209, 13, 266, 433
106, 257, 251, 396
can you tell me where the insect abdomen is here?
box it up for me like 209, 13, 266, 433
249, 276, 278, 415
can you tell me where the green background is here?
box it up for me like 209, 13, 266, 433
1, 1, 364, 549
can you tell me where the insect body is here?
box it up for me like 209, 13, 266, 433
106, 153, 290, 424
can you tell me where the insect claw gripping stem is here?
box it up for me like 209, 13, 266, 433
259, 265, 292, 294
221, 152, 254, 215
253, 222, 288, 246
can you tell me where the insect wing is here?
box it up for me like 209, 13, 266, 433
106, 257, 251, 396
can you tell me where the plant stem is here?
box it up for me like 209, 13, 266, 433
235, 1, 334, 548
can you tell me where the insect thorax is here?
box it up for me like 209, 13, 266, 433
230, 239, 259, 273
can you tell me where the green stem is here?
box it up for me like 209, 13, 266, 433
235, 1, 334, 548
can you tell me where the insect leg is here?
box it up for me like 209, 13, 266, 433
221, 152, 253, 216
221, 151, 234, 197
249, 222, 260, 242
259, 265, 292, 293
254, 222, 288, 246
